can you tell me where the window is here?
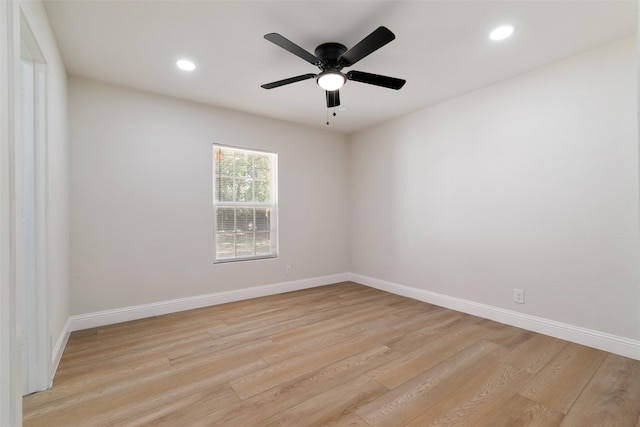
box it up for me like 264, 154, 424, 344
213, 145, 278, 262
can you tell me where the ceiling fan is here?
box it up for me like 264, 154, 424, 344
261, 26, 406, 109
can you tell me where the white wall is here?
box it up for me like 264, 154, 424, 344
350, 36, 640, 341
69, 77, 349, 315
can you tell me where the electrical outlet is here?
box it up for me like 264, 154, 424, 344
513, 288, 525, 304
285, 265, 292, 275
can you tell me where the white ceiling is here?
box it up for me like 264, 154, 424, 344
43, 0, 637, 135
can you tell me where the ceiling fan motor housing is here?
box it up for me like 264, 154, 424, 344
314, 42, 348, 70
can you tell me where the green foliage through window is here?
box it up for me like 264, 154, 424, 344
213, 145, 277, 262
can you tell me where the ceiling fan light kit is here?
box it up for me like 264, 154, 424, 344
261, 26, 406, 112
317, 71, 346, 91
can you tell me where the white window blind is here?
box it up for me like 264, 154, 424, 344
213, 145, 278, 262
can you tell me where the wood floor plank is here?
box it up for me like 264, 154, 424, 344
56, 322, 219, 376
203, 303, 367, 352
480, 394, 564, 427
317, 413, 370, 426
267, 302, 398, 348
213, 345, 401, 426
216, 296, 336, 329
357, 340, 509, 426
560, 354, 640, 427
166, 336, 275, 368
258, 310, 402, 365
22, 282, 640, 426
63, 328, 97, 348
110, 383, 239, 427
499, 333, 568, 374
24, 353, 266, 426
485, 323, 536, 349
230, 326, 400, 400
22, 353, 171, 411
259, 375, 388, 426
405, 362, 531, 426
519, 342, 607, 414
386, 304, 451, 331
369, 323, 492, 389
385, 309, 466, 353
54, 331, 213, 382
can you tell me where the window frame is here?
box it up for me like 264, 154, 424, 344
212, 144, 278, 263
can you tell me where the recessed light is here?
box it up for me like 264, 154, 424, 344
176, 59, 196, 71
489, 25, 514, 41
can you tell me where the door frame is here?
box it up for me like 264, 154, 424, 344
19, 11, 49, 395
0, 0, 21, 424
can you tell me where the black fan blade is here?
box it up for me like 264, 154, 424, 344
326, 90, 340, 108
261, 74, 317, 89
346, 70, 406, 90
339, 26, 396, 67
264, 33, 320, 66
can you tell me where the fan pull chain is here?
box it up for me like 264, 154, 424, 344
326, 107, 338, 126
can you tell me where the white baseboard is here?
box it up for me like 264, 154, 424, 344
62, 271, 639, 362
350, 273, 640, 361
50, 317, 70, 385
69, 273, 350, 332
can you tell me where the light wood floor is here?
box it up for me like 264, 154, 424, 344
23, 282, 640, 426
